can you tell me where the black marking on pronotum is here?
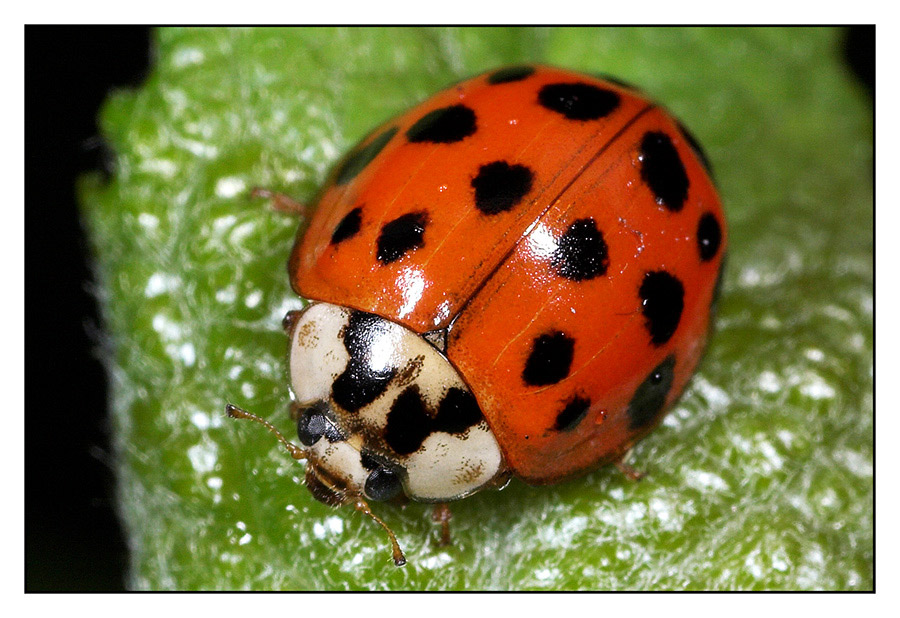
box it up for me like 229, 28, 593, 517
384, 386, 484, 456
331, 311, 397, 412
554, 395, 591, 432
384, 386, 433, 455
639, 271, 685, 346
627, 355, 676, 430
406, 104, 477, 144
697, 212, 722, 262
331, 207, 363, 245
341, 312, 393, 369
551, 218, 609, 281
487, 65, 536, 84
538, 82, 620, 121
472, 161, 534, 215
522, 330, 575, 387
435, 387, 483, 434
639, 131, 689, 212
296, 401, 344, 446
376, 212, 428, 264
334, 126, 398, 186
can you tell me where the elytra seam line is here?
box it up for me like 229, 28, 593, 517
447, 103, 656, 333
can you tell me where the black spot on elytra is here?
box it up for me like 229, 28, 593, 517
330, 207, 362, 245
697, 212, 722, 262
538, 82, 620, 121
334, 126, 398, 186
554, 395, 591, 432
487, 65, 535, 84
472, 161, 534, 215
640, 271, 684, 346
406, 104, 477, 144
551, 218, 609, 281
676, 120, 714, 178
627, 355, 676, 430
639, 131, 689, 212
296, 401, 343, 446
523, 331, 575, 386
384, 386, 484, 456
331, 311, 397, 412
376, 212, 428, 264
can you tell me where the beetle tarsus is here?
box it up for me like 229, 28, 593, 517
614, 454, 646, 481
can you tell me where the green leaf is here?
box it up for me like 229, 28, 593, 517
80, 27, 872, 590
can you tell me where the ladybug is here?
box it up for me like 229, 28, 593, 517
227, 64, 726, 566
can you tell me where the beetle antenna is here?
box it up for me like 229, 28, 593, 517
354, 498, 407, 566
225, 403, 307, 461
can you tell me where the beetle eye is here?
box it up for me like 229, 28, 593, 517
364, 467, 403, 502
296, 401, 340, 446
296, 409, 325, 446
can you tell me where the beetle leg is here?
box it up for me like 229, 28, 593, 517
614, 450, 645, 481
250, 187, 306, 217
431, 502, 452, 546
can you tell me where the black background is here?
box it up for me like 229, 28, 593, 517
26, 26, 150, 591
24, 26, 874, 592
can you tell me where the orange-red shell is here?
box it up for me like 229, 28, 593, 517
290, 65, 726, 484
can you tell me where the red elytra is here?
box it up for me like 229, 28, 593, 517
289, 64, 725, 485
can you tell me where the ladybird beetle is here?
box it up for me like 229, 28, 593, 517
227, 64, 726, 566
